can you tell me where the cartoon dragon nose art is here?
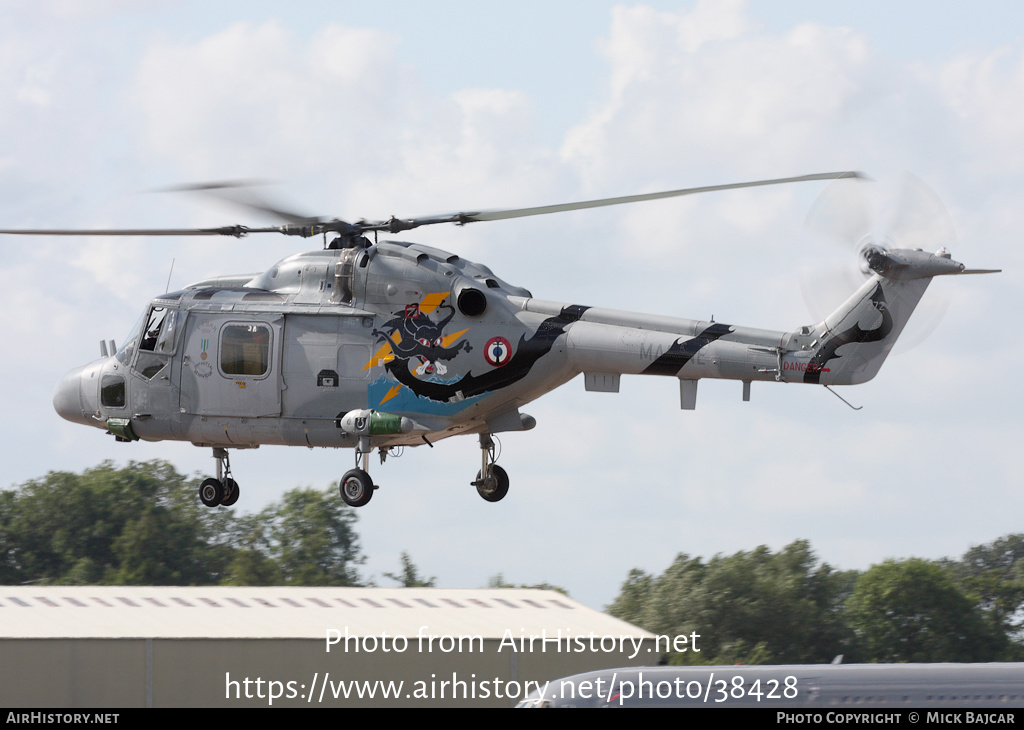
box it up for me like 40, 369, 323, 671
373, 301, 472, 376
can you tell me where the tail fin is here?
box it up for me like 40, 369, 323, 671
798, 247, 974, 385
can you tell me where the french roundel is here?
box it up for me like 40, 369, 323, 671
484, 336, 512, 367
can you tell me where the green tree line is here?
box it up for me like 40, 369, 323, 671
607, 538, 1024, 664
4, 461, 1023, 664
0, 460, 362, 586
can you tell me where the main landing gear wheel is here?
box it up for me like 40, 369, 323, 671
199, 478, 224, 507
472, 433, 508, 502
221, 478, 240, 507
340, 468, 374, 507
475, 464, 509, 502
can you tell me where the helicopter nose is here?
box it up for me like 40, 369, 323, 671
52, 363, 101, 426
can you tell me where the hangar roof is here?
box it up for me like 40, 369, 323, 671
0, 586, 652, 640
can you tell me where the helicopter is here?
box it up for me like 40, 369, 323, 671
2, 172, 999, 509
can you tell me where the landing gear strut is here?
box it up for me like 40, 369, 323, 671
340, 437, 377, 507
472, 434, 509, 502
198, 447, 240, 508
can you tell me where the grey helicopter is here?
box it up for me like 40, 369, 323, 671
1, 172, 998, 508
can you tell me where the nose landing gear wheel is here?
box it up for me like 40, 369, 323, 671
199, 478, 224, 508
474, 464, 509, 502
201, 448, 239, 508
340, 468, 374, 507
221, 478, 240, 507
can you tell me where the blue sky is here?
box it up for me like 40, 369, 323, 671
1, 1, 1021, 610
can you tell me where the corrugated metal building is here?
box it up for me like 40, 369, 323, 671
0, 586, 656, 707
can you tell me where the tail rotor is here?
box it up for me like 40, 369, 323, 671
801, 173, 967, 351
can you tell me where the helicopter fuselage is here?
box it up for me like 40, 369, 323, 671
14, 171, 989, 508
52, 238, 966, 506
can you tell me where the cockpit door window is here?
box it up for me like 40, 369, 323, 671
132, 306, 179, 380
140, 307, 178, 354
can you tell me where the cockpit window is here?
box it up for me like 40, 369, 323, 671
139, 307, 178, 354
115, 313, 145, 366
129, 306, 179, 380
140, 307, 166, 351
220, 323, 271, 376
100, 374, 126, 408
157, 310, 178, 352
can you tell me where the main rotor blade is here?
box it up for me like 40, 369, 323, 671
375, 171, 867, 233
160, 180, 321, 226
0, 171, 865, 240
0, 220, 357, 238
0, 226, 262, 237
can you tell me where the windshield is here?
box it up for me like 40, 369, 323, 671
115, 312, 146, 365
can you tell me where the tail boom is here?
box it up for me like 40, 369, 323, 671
514, 247, 983, 407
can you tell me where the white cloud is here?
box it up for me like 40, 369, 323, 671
134, 21, 407, 179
